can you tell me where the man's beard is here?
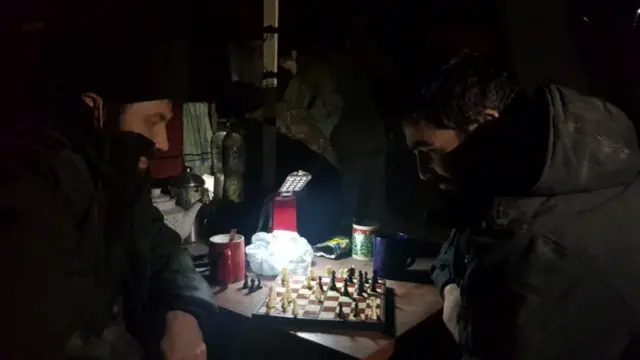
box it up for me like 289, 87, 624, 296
102, 106, 155, 203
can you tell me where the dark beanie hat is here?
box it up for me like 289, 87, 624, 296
36, 16, 188, 106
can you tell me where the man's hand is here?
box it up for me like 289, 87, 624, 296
162, 310, 207, 360
442, 284, 462, 343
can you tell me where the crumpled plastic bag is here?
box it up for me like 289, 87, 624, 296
245, 231, 314, 276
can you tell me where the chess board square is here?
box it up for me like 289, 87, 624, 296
298, 288, 312, 296
295, 298, 309, 306
318, 311, 335, 320
308, 299, 321, 305
324, 300, 338, 307
305, 304, 321, 313
325, 292, 340, 300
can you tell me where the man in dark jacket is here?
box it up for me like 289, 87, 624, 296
0, 21, 215, 360
403, 52, 640, 359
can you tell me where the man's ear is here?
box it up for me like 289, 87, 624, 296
466, 109, 500, 132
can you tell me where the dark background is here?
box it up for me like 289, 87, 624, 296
5, 0, 640, 245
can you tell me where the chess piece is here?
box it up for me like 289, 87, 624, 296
325, 265, 333, 277
305, 276, 313, 290
256, 276, 263, 290
356, 277, 365, 297
371, 270, 379, 284
242, 273, 249, 289
341, 283, 350, 297
369, 299, 378, 320
370, 271, 378, 293
369, 279, 378, 293
337, 303, 345, 319
282, 297, 288, 312
331, 269, 336, 279
358, 270, 363, 280
317, 276, 324, 292
292, 300, 299, 317
285, 286, 293, 301
364, 271, 369, 284
308, 267, 315, 280
267, 286, 276, 308
348, 266, 356, 278
373, 304, 380, 321
281, 267, 288, 286
329, 273, 338, 291
314, 287, 324, 301
249, 278, 256, 293
353, 301, 360, 318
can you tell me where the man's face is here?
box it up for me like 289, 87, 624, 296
404, 109, 498, 180
119, 100, 173, 151
403, 121, 464, 179
82, 94, 173, 152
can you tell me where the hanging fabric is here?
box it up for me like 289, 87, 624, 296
182, 102, 216, 175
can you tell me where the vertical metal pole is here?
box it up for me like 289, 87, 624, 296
262, 0, 279, 191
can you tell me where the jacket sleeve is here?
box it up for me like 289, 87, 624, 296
430, 231, 462, 297
462, 236, 632, 360
0, 166, 96, 359
145, 202, 217, 336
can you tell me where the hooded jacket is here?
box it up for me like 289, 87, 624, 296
0, 105, 216, 359
431, 85, 640, 359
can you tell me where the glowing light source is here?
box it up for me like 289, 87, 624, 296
278, 170, 312, 195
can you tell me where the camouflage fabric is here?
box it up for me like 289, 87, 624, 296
247, 52, 343, 166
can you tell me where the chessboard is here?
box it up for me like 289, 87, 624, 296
252, 268, 389, 333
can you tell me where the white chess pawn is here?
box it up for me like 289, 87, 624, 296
314, 287, 324, 301
308, 267, 315, 281
268, 286, 277, 307
305, 276, 313, 290
281, 267, 288, 286
292, 300, 299, 317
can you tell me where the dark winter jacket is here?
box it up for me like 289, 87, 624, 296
431, 85, 640, 359
0, 122, 216, 360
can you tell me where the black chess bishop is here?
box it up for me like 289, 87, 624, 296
341, 283, 350, 297
356, 277, 365, 297
329, 272, 338, 291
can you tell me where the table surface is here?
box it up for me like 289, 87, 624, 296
212, 256, 443, 360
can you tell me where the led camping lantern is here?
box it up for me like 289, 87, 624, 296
271, 170, 312, 232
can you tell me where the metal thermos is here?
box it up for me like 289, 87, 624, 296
170, 167, 208, 244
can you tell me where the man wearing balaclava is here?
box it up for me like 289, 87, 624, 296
0, 17, 215, 360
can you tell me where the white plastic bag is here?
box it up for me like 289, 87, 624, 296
245, 231, 314, 276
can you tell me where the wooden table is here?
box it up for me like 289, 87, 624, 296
212, 256, 443, 359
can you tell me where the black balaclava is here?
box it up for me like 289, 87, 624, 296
39, 19, 187, 195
